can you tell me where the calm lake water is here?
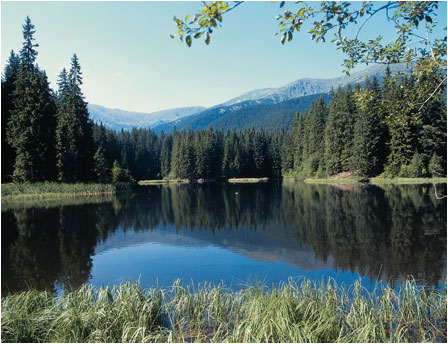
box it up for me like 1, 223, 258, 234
2, 182, 446, 295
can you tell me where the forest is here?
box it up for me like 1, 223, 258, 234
2, 17, 446, 184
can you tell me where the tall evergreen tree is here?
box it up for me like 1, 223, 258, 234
351, 77, 384, 177
160, 133, 173, 178
324, 86, 355, 175
6, 17, 57, 182
1, 50, 20, 182
55, 54, 94, 182
383, 75, 416, 177
301, 97, 327, 176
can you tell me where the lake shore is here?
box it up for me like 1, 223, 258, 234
0, 182, 133, 202
2, 279, 446, 343
283, 176, 447, 185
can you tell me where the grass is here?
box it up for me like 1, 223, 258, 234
138, 179, 189, 185
228, 177, 269, 183
1, 182, 132, 202
0, 194, 116, 212
370, 177, 447, 185
1, 279, 446, 343
304, 178, 362, 184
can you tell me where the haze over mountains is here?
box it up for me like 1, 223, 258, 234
89, 64, 407, 132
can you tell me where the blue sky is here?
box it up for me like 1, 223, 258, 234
2, 1, 447, 113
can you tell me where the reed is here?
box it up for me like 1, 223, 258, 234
1, 279, 446, 343
1, 182, 133, 202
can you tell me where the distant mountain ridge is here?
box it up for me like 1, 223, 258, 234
90, 64, 408, 132
219, 63, 407, 107
153, 93, 331, 133
88, 104, 205, 131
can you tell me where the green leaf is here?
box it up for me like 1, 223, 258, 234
186, 35, 192, 47
281, 33, 287, 44
205, 32, 210, 45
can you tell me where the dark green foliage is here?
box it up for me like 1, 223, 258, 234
153, 93, 330, 134
383, 76, 416, 177
428, 153, 443, 177
1, 50, 20, 182
160, 133, 173, 178
111, 160, 135, 184
400, 151, 425, 178
55, 54, 94, 182
350, 77, 384, 177
324, 86, 355, 175
93, 147, 110, 183
7, 60, 56, 182
3, 17, 446, 184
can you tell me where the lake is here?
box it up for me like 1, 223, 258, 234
2, 182, 446, 295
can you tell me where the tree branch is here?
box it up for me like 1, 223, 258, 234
417, 75, 447, 112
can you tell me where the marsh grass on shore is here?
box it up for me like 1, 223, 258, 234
1, 182, 133, 202
370, 177, 447, 185
2, 279, 446, 343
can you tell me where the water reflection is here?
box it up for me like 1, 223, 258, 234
2, 182, 446, 294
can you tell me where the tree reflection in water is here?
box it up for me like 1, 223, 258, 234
2, 182, 446, 294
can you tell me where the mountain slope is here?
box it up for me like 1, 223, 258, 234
91, 64, 408, 133
153, 93, 330, 133
88, 104, 205, 131
219, 64, 407, 106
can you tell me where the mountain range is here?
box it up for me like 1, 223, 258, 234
89, 64, 407, 132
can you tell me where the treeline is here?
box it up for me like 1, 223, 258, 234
2, 17, 283, 183
282, 62, 447, 178
2, 17, 446, 184
2, 17, 95, 183
93, 125, 284, 181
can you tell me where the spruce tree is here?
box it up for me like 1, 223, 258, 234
160, 133, 173, 178
351, 77, 384, 177
1, 50, 20, 182
324, 86, 355, 175
7, 17, 57, 182
55, 54, 94, 182
302, 97, 327, 176
383, 75, 416, 177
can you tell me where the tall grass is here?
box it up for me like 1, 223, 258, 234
2, 279, 446, 343
1, 182, 133, 202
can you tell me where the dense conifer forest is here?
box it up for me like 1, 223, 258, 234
2, 17, 446, 184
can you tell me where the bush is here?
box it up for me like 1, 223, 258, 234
111, 161, 135, 184
428, 153, 444, 177
408, 151, 425, 177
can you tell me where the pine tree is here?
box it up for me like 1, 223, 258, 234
428, 152, 443, 177
302, 97, 327, 176
160, 133, 173, 178
55, 54, 94, 182
7, 17, 57, 182
93, 123, 110, 183
351, 77, 384, 177
324, 86, 355, 175
1, 50, 20, 182
383, 75, 416, 177
413, 60, 447, 172
94, 146, 109, 183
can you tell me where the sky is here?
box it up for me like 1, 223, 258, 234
2, 1, 447, 113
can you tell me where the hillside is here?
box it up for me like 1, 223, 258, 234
90, 64, 408, 133
153, 93, 330, 133
219, 63, 407, 106
88, 104, 205, 131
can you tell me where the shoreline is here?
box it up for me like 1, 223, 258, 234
2, 279, 446, 343
0, 182, 134, 203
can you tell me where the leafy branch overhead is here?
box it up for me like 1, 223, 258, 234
172, 1, 446, 74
